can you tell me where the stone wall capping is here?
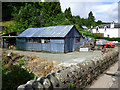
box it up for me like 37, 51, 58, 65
17, 51, 119, 89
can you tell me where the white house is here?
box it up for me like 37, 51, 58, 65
91, 22, 120, 38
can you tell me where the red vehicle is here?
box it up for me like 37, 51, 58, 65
104, 42, 115, 48
95, 39, 115, 48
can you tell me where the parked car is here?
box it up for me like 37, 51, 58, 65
95, 39, 106, 45
95, 39, 115, 48
104, 41, 115, 48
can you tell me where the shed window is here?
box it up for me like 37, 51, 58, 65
45, 39, 50, 43
38, 39, 41, 43
26, 38, 33, 43
33, 38, 41, 43
34, 38, 40, 43
76, 38, 81, 43
41, 39, 50, 43
34, 38, 38, 43
26, 38, 41, 43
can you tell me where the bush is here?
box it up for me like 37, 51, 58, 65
94, 33, 103, 39
2, 62, 36, 90
102, 37, 120, 42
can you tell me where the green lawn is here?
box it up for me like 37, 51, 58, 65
0, 20, 14, 26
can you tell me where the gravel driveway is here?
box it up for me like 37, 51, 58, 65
4, 49, 102, 66
1, 47, 118, 66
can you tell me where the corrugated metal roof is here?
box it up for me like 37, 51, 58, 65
17, 25, 74, 38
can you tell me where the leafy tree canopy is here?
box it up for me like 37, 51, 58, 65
2, 2, 105, 34
88, 11, 95, 22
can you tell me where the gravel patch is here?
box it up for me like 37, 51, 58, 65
6, 49, 103, 66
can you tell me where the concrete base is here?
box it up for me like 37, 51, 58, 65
80, 48, 89, 51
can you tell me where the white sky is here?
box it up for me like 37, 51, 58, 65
60, 0, 119, 23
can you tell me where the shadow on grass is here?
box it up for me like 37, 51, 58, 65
2, 65, 35, 90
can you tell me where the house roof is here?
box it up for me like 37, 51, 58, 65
93, 23, 120, 29
114, 23, 120, 28
93, 24, 110, 29
82, 26, 88, 29
17, 25, 75, 38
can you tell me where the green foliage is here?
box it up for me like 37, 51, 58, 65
61, 20, 72, 25
2, 2, 29, 21
19, 58, 25, 67
96, 20, 103, 25
80, 18, 94, 28
53, 13, 66, 25
79, 28, 92, 36
3, 2, 104, 35
64, 7, 73, 21
12, 3, 43, 30
44, 13, 66, 26
4, 2, 62, 34
72, 16, 82, 28
2, 58, 36, 90
94, 33, 104, 39
2, 3, 14, 21
68, 82, 74, 88
74, 24, 80, 30
3, 24, 17, 34
88, 11, 95, 22
102, 37, 120, 42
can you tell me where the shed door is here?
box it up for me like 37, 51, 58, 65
68, 38, 73, 52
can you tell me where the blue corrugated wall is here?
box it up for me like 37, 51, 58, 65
17, 38, 64, 53
64, 26, 85, 53
50, 39, 64, 53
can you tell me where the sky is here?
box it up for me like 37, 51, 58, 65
60, 0, 119, 23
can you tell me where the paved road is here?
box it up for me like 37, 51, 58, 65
88, 47, 119, 89
89, 62, 118, 88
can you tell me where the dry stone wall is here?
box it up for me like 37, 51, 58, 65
2, 51, 64, 77
17, 50, 119, 89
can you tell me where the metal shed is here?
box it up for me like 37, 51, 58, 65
17, 25, 87, 53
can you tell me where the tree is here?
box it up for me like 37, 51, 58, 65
2, 2, 13, 21
72, 16, 82, 28
2, 2, 30, 21
12, 3, 43, 30
41, 2, 61, 23
4, 2, 62, 33
96, 20, 102, 25
64, 7, 73, 21
88, 11, 95, 22
3, 2, 101, 35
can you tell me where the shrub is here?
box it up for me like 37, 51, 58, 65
102, 37, 120, 42
2, 59, 36, 90
94, 33, 103, 39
